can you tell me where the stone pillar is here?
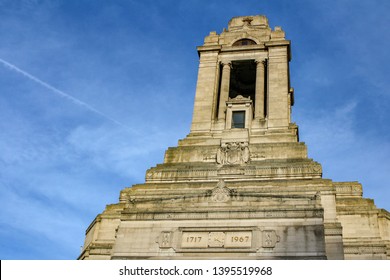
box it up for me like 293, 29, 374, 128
266, 44, 289, 128
254, 59, 265, 120
218, 61, 231, 120
190, 48, 220, 133
321, 192, 345, 259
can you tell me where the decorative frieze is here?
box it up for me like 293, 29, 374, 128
334, 183, 363, 198
323, 223, 343, 236
123, 209, 323, 221
344, 245, 386, 255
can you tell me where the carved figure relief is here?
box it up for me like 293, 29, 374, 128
216, 142, 250, 165
210, 180, 235, 202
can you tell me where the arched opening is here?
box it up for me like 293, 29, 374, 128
232, 39, 257, 46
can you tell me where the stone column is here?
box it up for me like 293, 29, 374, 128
266, 44, 289, 128
190, 48, 220, 133
218, 61, 231, 120
254, 59, 265, 120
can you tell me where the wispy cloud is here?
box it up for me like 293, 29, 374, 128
66, 124, 173, 179
0, 58, 131, 130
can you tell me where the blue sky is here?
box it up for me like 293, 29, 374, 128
0, 0, 389, 260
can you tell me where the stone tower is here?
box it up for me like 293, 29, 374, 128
79, 15, 390, 260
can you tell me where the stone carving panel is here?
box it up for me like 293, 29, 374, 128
216, 142, 250, 165
225, 231, 252, 248
209, 179, 236, 202
262, 230, 280, 248
208, 232, 226, 247
158, 231, 173, 248
158, 229, 282, 251
211, 187, 230, 202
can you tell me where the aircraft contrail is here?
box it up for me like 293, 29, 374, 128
0, 57, 131, 129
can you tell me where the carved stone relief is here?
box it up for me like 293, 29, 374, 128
262, 230, 280, 248
208, 232, 226, 247
216, 141, 250, 165
158, 231, 173, 248
181, 230, 253, 249
208, 180, 237, 202
158, 228, 280, 250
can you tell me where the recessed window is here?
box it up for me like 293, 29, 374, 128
232, 111, 245, 128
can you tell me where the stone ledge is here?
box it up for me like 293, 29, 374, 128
146, 161, 322, 182
343, 242, 387, 255
121, 209, 324, 221
334, 182, 363, 198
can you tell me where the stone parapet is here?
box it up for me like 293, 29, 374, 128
164, 142, 308, 164
334, 182, 363, 198
122, 180, 334, 204
146, 160, 322, 182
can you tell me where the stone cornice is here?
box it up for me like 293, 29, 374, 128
146, 162, 322, 182
265, 40, 291, 61
121, 209, 324, 221
197, 45, 222, 56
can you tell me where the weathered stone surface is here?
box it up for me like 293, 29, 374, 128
79, 15, 390, 260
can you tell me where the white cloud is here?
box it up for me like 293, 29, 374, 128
298, 101, 357, 151
66, 124, 172, 179
297, 100, 390, 209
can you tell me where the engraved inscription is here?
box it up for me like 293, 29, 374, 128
181, 231, 252, 249
181, 232, 208, 248
225, 231, 252, 248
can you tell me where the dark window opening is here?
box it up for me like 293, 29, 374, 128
264, 59, 268, 117
232, 111, 245, 128
215, 63, 223, 118
229, 60, 256, 107
232, 39, 257, 46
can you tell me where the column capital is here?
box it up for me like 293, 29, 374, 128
255, 58, 267, 65
220, 60, 232, 67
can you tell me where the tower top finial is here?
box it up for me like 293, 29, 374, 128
242, 17, 253, 25
228, 15, 269, 31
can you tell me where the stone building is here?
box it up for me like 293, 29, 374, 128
79, 15, 390, 260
